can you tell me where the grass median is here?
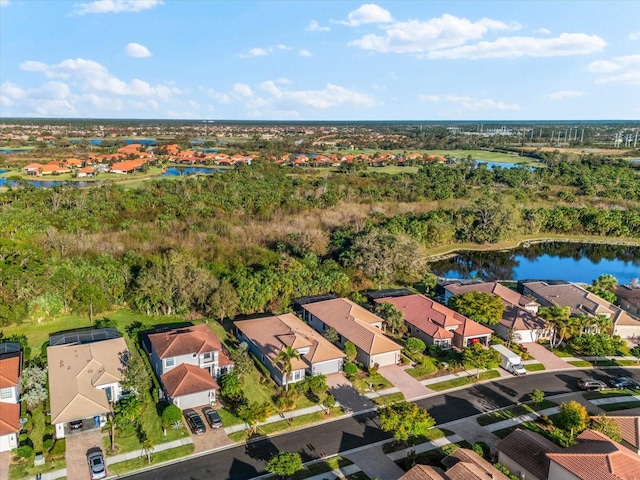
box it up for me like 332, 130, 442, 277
107, 444, 195, 475
427, 371, 501, 392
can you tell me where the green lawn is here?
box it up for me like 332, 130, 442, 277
382, 428, 453, 454
9, 457, 66, 480
568, 360, 592, 368
600, 401, 640, 412
371, 392, 405, 406
427, 371, 501, 392
524, 363, 546, 372
276, 456, 354, 480
405, 357, 439, 380
352, 371, 392, 393
476, 400, 557, 426
107, 444, 195, 475
583, 389, 639, 400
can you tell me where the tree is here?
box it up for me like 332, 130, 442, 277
591, 413, 622, 442
74, 283, 107, 322
275, 389, 298, 413
118, 350, 149, 398
344, 341, 357, 363
447, 291, 505, 325
404, 337, 426, 355
378, 402, 435, 443
586, 274, 618, 304
276, 346, 301, 391
462, 343, 501, 379
375, 302, 406, 336
557, 400, 589, 436
570, 333, 625, 365
538, 304, 572, 348
21, 365, 48, 409
530, 388, 545, 406
220, 370, 245, 403
138, 426, 155, 464
630, 345, 640, 363
303, 374, 327, 395
265, 451, 303, 478
323, 327, 339, 344
207, 281, 239, 322
230, 342, 253, 377
237, 402, 273, 436
422, 272, 438, 295
322, 394, 336, 413
161, 405, 183, 430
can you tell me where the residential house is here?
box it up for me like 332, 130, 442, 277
522, 281, 640, 338
600, 414, 640, 454
444, 282, 549, 343
77, 166, 96, 178
143, 324, 233, 410
47, 329, 127, 439
498, 428, 640, 480
301, 298, 403, 368
375, 294, 493, 350
614, 284, 640, 317
235, 313, 346, 387
0, 343, 22, 453
400, 448, 509, 480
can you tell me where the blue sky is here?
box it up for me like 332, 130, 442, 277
1, 0, 639, 120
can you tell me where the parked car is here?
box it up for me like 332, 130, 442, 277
184, 409, 206, 435
87, 449, 107, 479
609, 377, 640, 389
202, 407, 223, 428
69, 419, 84, 430
577, 379, 607, 391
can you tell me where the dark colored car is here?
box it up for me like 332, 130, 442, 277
69, 419, 84, 430
577, 379, 607, 391
202, 407, 223, 428
184, 409, 206, 435
609, 377, 640, 389
87, 449, 107, 479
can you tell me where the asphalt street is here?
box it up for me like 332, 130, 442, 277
124, 368, 638, 480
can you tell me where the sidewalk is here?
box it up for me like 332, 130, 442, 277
105, 437, 193, 465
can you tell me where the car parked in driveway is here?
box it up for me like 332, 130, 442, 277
577, 379, 607, 391
87, 449, 107, 479
202, 406, 223, 428
184, 409, 206, 435
609, 377, 640, 389
69, 419, 84, 430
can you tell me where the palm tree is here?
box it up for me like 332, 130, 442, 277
593, 313, 613, 334
276, 346, 301, 391
538, 304, 572, 348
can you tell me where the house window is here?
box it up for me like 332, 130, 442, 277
0, 387, 11, 399
202, 352, 213, 362
165, 358, 175, 368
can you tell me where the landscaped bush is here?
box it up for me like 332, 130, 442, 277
536, 415, 553, 428
161, 404, 182, 429
405, 337, 426, 354
16, 445, 33, 458
344, 362, 358, 378
43, 439, 54, 451
472, 441, 491, 460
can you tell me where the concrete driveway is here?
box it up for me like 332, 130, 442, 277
326, 373, 375, 414
0, 451, 11, 480
521, 342, 576, 370
378, 365, 432, 401
65, 428, 105, 480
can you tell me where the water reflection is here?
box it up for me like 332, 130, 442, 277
429, 242, 640, 284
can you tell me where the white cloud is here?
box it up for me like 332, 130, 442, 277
125, 42, 152, 57
0, 0, 10, 7
19, 58, 181, 99
72, 0, 162, 15
307, 20, 330, 32
259, 81, 376, 109
232, 83, 253, 98
299, 49, 313, 57
590, 55, 640, 85
337, 3, 393, 26
240, 45, 291, 58
428, 33, 606, 59
630, 31, 640, 41
349, 14, 519, 54
549, 90, 586, 100
420, 94, 520, 111
535, 27, 551, 35
277, 44, 291, 51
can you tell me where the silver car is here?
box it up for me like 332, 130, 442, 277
87, 449, 106, 480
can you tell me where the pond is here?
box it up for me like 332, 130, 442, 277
0, 177, 98, 188
476, 161, 537, 170
429, 242, 640, 284
161, 167, 226, 177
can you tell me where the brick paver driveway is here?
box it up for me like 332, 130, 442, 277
521, 342, 576, 370
378, 364, 432, 401
65, 428, 105, 480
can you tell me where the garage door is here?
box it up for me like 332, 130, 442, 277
312, 359, 343, 376
614, 325, 640, 338
372, 351, 398, 367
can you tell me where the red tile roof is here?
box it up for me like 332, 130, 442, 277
0, 402, 20, 435
148, 324, 231, 365
605, 414, 640, 451
161, 363, 218, 397
0, 352, 21, 388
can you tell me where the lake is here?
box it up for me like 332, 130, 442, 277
161, 167, 226, 177
0, 177, 97, 188
476, 161, 536, 169
429, 241, 640, 284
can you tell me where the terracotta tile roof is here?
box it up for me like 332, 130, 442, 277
302, 299, 402, 356
23, 162, 43, 170
600, 414, 640, 451
47, 337, 128, 424
0, 352, 21, 388
497, 428, 560, 479
399, 464, 446, 480
147, 324, 230, 364
0, 402, 20, 435
547, 429, 640, 480
160, 363, 218, 397
442, 448, 509, 480
235, 314, 345, 373
78, 167, 95, 174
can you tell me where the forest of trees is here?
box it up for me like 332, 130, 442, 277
0, 156, 639, 325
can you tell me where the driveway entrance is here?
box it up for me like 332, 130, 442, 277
65, 428, 105, 480
326, 373, 375, 414
521, 342, 575, 370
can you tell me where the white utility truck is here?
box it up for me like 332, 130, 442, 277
491, 344, 527, 376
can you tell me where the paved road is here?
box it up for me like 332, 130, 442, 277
124, 368, 638, 480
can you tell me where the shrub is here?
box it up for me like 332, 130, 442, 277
344, 362, 358, 377
405, 337, 426, 354
549, 428, 574, 447
18, 433, 27, 443
43, 439, 54, 451
472, 441, 491, 460
368, 364, 379, 375
161, 405, 182, 429
49, 439, 66, 458
429, 344, 443, 357
536, 415, 554, 428
16, 445, 33, 458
